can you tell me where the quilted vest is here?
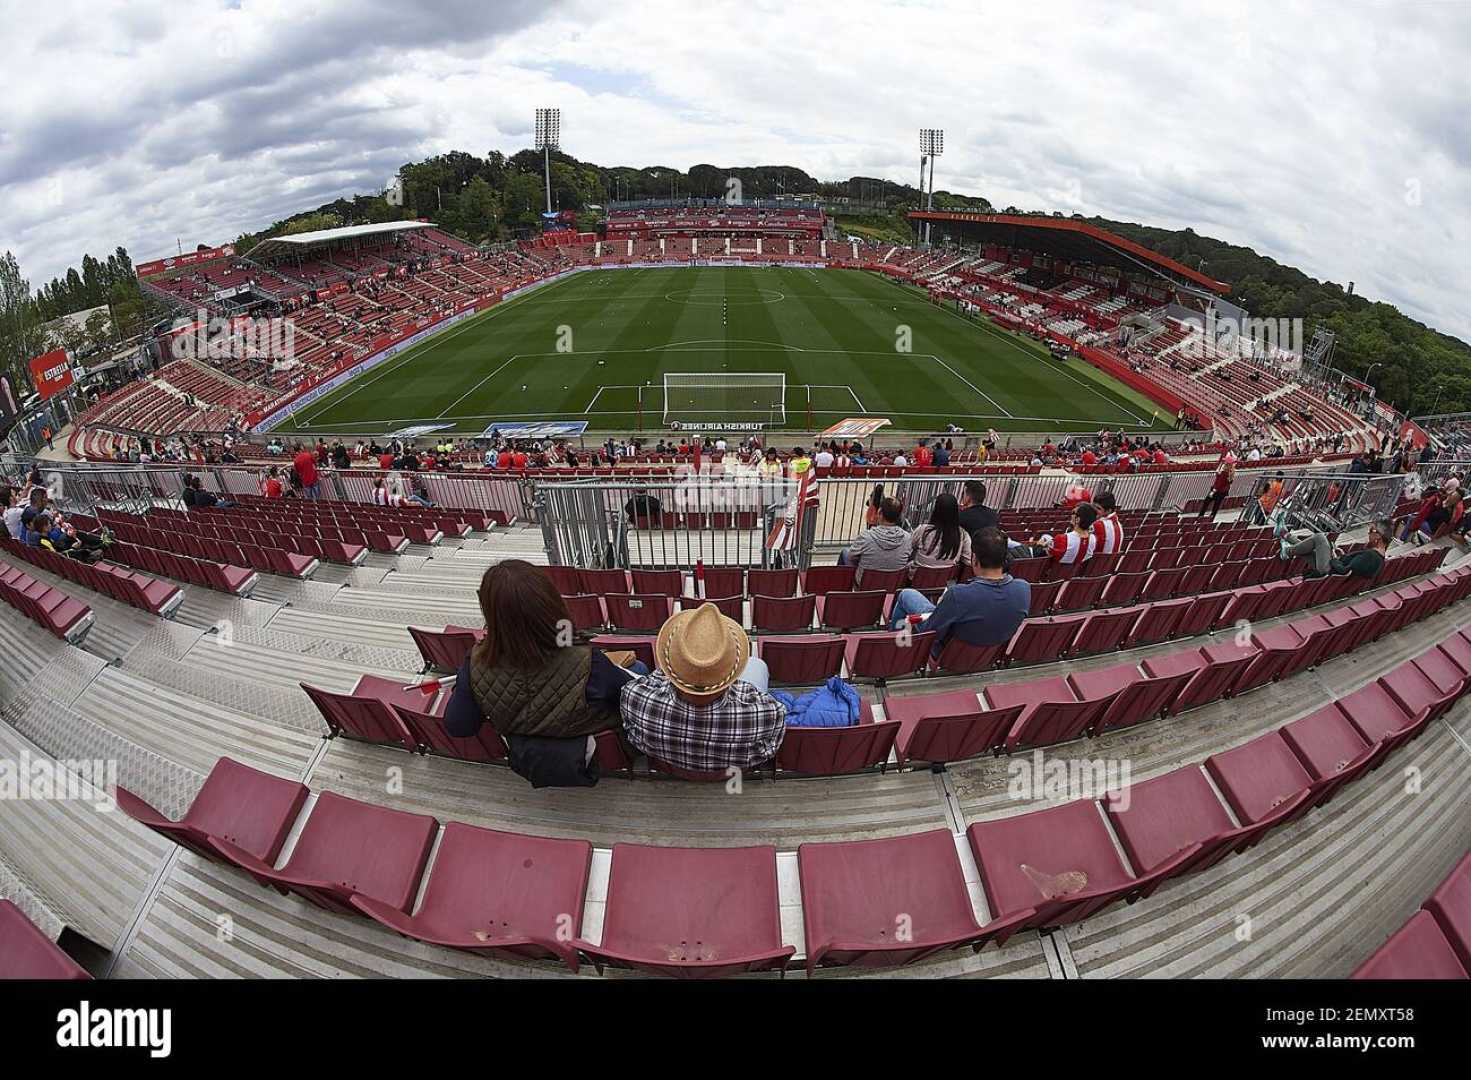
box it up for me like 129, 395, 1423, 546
468, 645, 616, 738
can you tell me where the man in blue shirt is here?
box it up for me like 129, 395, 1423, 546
887, 527, 1031, 655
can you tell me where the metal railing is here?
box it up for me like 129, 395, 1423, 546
14, 458, 1406, 563
534, 475, 801, 571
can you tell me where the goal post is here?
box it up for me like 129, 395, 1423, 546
662, 372, 787, 426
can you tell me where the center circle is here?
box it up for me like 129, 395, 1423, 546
663, 289, 785, 306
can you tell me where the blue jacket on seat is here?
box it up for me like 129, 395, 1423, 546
771, 678, 861, 728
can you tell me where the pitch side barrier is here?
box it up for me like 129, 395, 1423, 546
536, 476, 804, 571
18, 459, 1402, 562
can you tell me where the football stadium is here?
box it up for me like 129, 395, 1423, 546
1, 1, 1469, 1059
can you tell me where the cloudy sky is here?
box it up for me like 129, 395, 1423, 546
2, 0, 1469, 340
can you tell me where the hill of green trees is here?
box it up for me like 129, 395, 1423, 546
4, 146, 1466, 419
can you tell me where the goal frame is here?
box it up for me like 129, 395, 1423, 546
662, 371, 787, 426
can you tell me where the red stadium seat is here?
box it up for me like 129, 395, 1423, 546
798, 830, 1001, 973
1423, 852, 1471, 973
1352, 911, 1468, 980
759, 635, 846, 684
115, 756, 309, 866
210, 791, 438, 916
0, 901, 90, 980
882, 689, 1017, 765
350, 823, 591, 971
574, 844, 794, 978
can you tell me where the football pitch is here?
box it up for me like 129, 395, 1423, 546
284, 266, 1168, 436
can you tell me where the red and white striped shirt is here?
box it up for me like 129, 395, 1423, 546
1048, 529, 1095, 565
1092, 513, 1125, 555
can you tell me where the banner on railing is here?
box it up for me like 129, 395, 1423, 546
480, 420, 589, 440
387, 423, 457, 439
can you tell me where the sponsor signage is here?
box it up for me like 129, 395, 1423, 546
387, 423, 457, 439
820, 418, 892, 440
135, 244, 236, 278
29, 348, 75, 400
480, 420, 589, 440
669, 421, 768, 432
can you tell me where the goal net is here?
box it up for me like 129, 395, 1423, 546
662, 372, 787, 426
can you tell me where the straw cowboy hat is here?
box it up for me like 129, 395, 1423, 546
656, 602, 750, 699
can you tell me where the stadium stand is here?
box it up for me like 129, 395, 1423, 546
2, 444, 1469, 982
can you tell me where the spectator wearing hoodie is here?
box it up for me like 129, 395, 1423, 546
837, 497, 913, 585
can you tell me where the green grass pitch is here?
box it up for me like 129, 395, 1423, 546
283, 266, 1169, 436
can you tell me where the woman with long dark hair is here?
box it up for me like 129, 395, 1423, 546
910, 492, 970, 572
441, 559, 646, 784
443, 560, 640, 740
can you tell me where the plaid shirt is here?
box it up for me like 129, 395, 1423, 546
620, 672, 786, 772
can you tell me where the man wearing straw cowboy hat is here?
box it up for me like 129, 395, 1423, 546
620, 602, 787, 773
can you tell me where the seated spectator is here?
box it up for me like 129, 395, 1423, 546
444, 560, 646, 786
620, 602, 785, 772
23, 512, 52, 548
373, 476, 431, 508
910, 493, 970, 575
184, 475, 236, 509
886, 527, 1031, 653
958, 479, 999, 533
624, 487, 663, 524
263, 467, 284, 499
1058, 481, 1093, 510
932, 442, 950, 467
19, 488, 48, 534
1, 486, 22, 540
838, 497, 913, 584
1091, 491, 1125, 555
1033, 503, 1098, 566
1280, 519, 1390, 579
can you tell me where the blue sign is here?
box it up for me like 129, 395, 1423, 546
480, 420, 589, 440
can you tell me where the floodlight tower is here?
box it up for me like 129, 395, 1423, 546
535, 107, 561, 216
919, 128, 943, 246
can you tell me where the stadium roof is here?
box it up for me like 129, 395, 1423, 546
248, 220, 433, 262
907, 211, 1231, 295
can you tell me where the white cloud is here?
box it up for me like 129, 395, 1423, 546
1, 0, 1468, 341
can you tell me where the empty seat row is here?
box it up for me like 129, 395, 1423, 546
118, 629, 1464, 978
0, 539, 182, 618
0, 558, 94, 642
100, 513, 326, 576
107, 540, 256, 596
